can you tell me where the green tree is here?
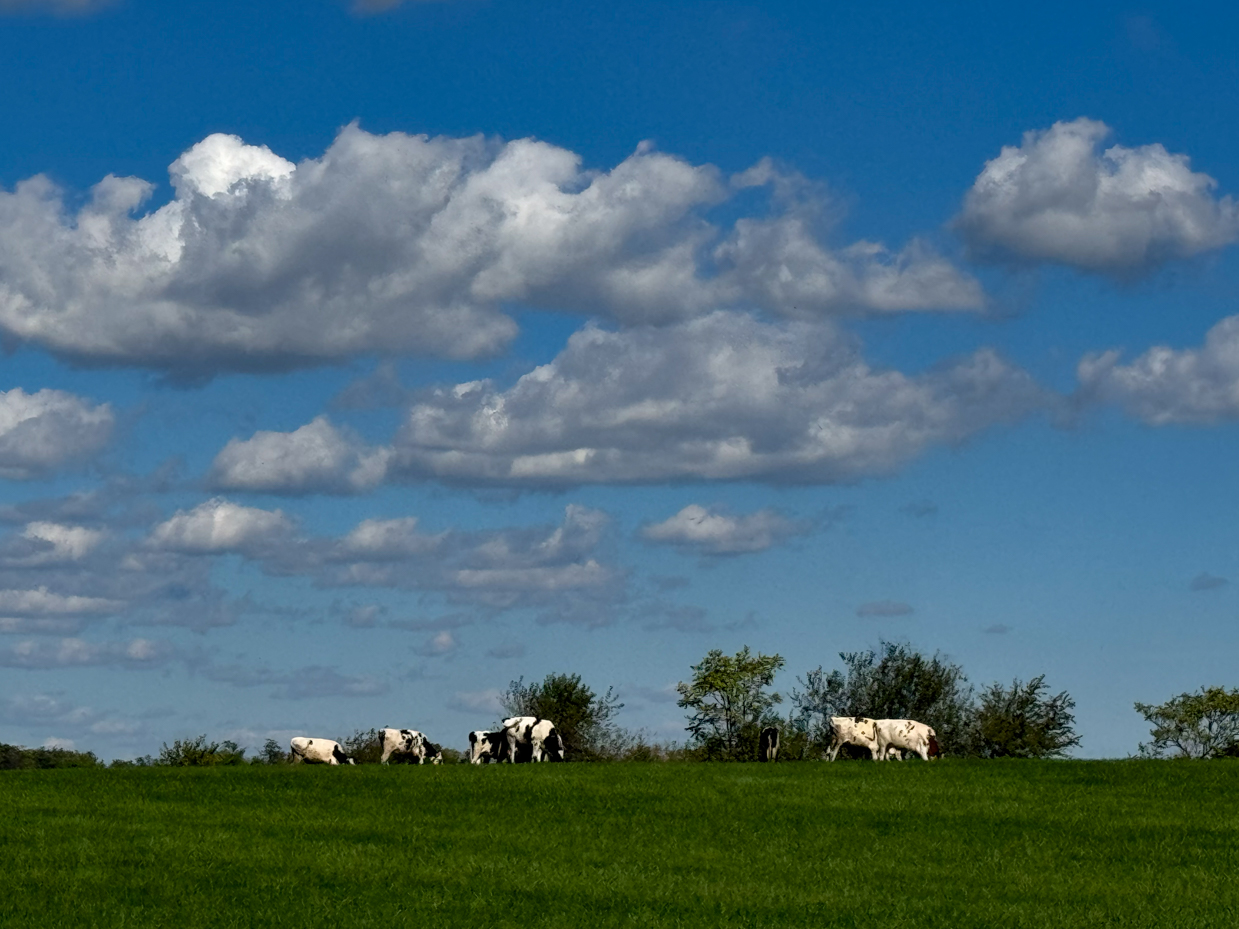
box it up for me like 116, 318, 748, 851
1134, 686, 1239, 759
251, 738, 289, 765
972, 675, 1081, 758
157, 735, 246, 766
677, 646, 785, 761
793, 641, 973, 756
500, 672, 625, 760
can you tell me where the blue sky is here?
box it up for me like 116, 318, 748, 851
2, 0, 1238, 759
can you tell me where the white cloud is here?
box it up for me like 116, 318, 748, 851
957, 118, 1239, 274
389, 312, 1046, 486
1078, 315, 1239, 424
641, 504, 808, 555
0, 128, 979, 377
148, 498, 294, 554
0, 388, 113, 479
414, 630, 458, 657
0, 586, 122, 616
11, 523, 105, 565
0, 636, 174, 669
209, 416, 391, 494
339, 517, 442, 558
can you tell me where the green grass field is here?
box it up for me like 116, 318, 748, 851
2, 760, 1236, 928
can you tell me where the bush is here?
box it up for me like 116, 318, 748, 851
1135, 686, 1239, 759
157, 735, 246, 767
972, 676, 1080, 758
0, 742, 103, 770
341, 729, 384, 764
250, 739, 289, 765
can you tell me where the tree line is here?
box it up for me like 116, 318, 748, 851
4, 642, 1238, 767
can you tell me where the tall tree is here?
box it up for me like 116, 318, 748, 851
793, 641, 973, 756
677, 646, 785, 760
500, 672, 625, 761
1135, 686, 1239, 759
972, 675, 1081, 758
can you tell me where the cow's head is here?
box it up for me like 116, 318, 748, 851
331, 744, 355, 766
543, 728, 565, 762
468, 730, 501, 764
927, 735, 941, 759
424, 742, 443, 765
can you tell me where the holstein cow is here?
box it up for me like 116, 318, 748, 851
874, 718, 940, 761
759, 726, 780, 762
502, 716, 565, 763
379, 728, 440, 765
826, 716, 880, 761
468, 729, 509, 764
289, 737, 354, 765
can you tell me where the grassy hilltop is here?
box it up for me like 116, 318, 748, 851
2, 760, 1237, 928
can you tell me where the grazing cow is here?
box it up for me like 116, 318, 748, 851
502, 716, 565, 763
289, 737, 354, 765
759, 726, 780, 762
468, 729, 508, 764
826, 716, 881, 761
379, 728, 439, 765
874, 718, 940, 761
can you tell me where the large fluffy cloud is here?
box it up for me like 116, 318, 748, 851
957, 118, 1239, 275
0, 388, 114, 479
1078, 315, 1239, 423
386, 312, 1045, 486
0, 127, 980, 377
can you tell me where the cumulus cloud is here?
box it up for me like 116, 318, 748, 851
1078, 315, 1239, 424
0, 388, 113, 479
209, 416, 390, 494
388, 312, 1046, 486
0, 127, 980, 377
0, 636, 174, 669
856, 600, 914, 618
0, 523, 106, 566
148, 498, 294, 554
641, 504, 809, 555
0, 587, 121, 616
414, 630, 458, 657
957, 118, 1239, 275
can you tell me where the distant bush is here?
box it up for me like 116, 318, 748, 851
157, 735, 246, 767
972, 676, 1081, 759
1135, 686, 1239, 759
0, 742, 103, 770
250, 739, 289, 765
342, 729, 383, 764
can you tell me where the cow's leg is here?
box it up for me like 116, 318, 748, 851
505, 729, 519, 763
826, 739, 840, 762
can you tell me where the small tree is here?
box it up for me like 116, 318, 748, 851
252, 738, 289, 765
793, 641, 973, 756
1134, 686, 1239, 759
677, 646, 785, 761
500, 672, 626, 761
341, 729, 384, 764
972, 675, 1080, 758
157, 735, 246, 766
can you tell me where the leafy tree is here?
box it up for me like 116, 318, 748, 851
341, 729, 384, 764
677, 646, 785, 761
500, 672, 625, 760
251, 738, 289, 765
0, 743, 102, 770
1135, 686, 1239, 759
157, 735, 246, 766
793, 641, 973, 756
972, 675, 1081, 758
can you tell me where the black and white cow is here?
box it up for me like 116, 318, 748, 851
379, 728, 440, 765
289, 737, 354, 765
502, 716, 565, 763
759, 726, 780, 762
825, 716, 880, 761
468, 729, 509, 764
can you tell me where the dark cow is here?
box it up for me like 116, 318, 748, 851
759, 726, 780, 762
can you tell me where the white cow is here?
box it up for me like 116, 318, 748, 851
289, 737, 354, 765
874, 719, 940, 761
468, 729, 508, 764
502, 716, 565, 763
826, 716, 881, 761
379, 728, 440, 765
759, 726, 780, 762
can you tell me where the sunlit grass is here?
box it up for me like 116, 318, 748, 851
2, 760, 1236, 927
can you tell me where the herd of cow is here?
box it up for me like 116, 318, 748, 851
287, 714, 939, 766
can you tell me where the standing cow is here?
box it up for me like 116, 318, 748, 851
379, 728, 440, 765
825, 716, 881, 761
759, 726, 780, 762
468, 729, 509, 764
874, 719, 940, 761
289, 737, 354, 765
502, 716, 565, 763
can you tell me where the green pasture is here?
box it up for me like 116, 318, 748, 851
2, 760, 1236, 928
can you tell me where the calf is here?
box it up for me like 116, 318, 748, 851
502, 716, 565, 763
468, 729, 508, 764
874, 718, 940, 761
759, 726, 780, 762
289, 737, 354, 765
825, 716, 880, 761
379, 728, 438, 765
